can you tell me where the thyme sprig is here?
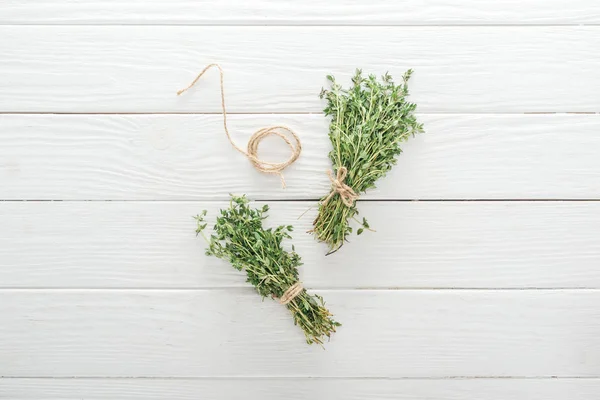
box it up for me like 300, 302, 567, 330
312, 69, 424, 254
195, 195, 340, 345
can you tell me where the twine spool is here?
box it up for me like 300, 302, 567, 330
177, 64, 301, 188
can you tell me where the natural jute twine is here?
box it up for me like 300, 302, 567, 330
279, 282, 304, 305
177, 64, 301, 188
322, 167, 359, 207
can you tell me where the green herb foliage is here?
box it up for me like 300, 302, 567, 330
313, 69, 424, 253
195, 195, 340, 345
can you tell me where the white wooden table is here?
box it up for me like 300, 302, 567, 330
1, 1, 599, 399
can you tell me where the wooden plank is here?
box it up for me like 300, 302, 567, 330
1, 378, 599, 400
1, 289, 598, 377
2, 1, 600, 25
2, 114, 600, 200
2, 201, 599, 289
1, 26, 599, 113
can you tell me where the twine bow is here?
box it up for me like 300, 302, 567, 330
177, 63, 302, 188
279, 282, 304, 305
323, 167, 359, 207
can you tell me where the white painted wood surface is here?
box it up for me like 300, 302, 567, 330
1, 1, 599, 398
1, 27, 600, 113
2, 0, 600, 25
2, 201, 599, 289
2, 114, 600, 200
2, 379, 599, 400
2, 290, 599, 377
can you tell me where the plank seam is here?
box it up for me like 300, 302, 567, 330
1, 288, 598, 292
0, 23, 598, 27
2, 376, 599, 380
2, 199, 600, 203
1, 112, 599, 116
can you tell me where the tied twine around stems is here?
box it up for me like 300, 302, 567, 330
177, 64, 302, 188
322, 167, 359, 207
278, 281, 304, 305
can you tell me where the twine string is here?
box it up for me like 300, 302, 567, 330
279, 282, 304, 305
322, 166, 359, 207
177, 63, 301, 188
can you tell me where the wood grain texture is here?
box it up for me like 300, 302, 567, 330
1, 289, 599, 377
2, 114, 600, 200
1, 201, 599, 289
1, 26, 599, 113
2, 378, 600, 400
2, 0, 600, 25
2, 3, 599, 391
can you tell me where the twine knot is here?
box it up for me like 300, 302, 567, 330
279, 282, 303, 305
323, 167, 359, 207
177, 63, 301, 188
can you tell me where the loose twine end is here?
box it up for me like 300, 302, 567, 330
177, 63, 301, 188
279, 281, 304, 305
322, 166, 359, 207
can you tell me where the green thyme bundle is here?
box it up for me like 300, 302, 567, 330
195, 195, 340, 345
312, 69, 424, 254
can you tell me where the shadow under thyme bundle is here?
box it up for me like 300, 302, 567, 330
196, 195, 340, 345
312, 69, 424, 254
